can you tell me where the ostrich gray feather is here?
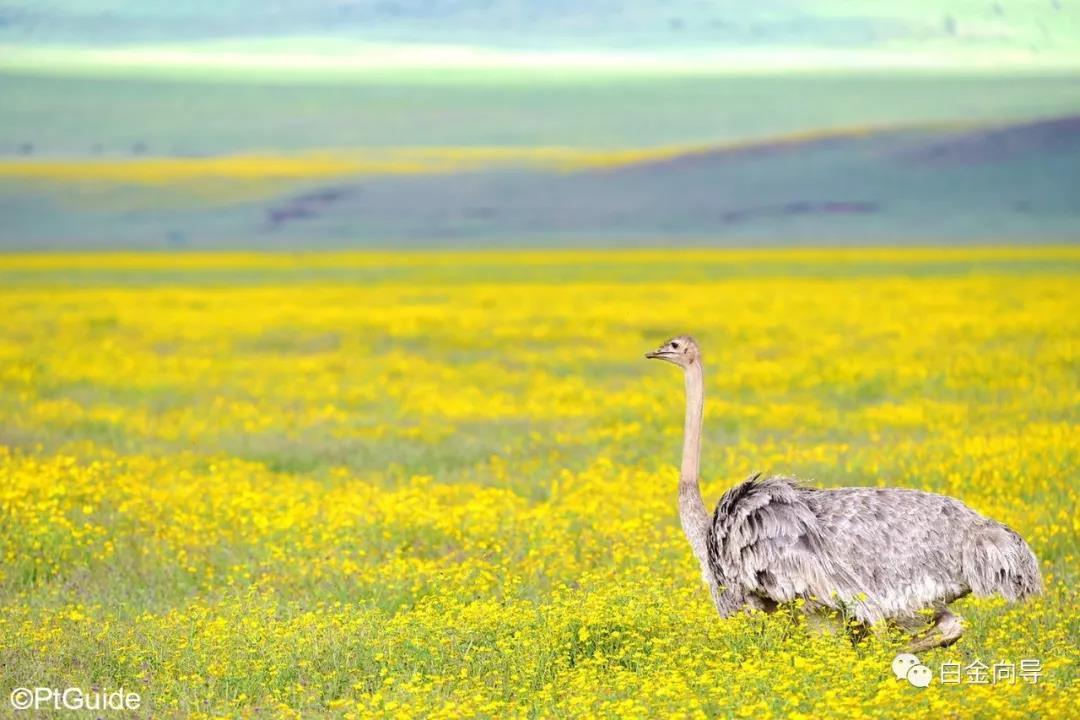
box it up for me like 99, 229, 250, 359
705, 474, 1043, 622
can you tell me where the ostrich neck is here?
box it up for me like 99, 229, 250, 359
679, 360, 711, 576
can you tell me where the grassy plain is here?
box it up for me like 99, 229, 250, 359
6, 70, 1080, 154
1, 248, 1078, 718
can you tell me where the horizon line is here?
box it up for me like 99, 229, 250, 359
4, 41, 1080, 80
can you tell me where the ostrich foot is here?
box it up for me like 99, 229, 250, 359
906, 610, 964, 653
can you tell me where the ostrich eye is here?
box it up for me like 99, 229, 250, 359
671, 342, 680, 349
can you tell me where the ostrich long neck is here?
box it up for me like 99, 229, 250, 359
679, 359, 711, 575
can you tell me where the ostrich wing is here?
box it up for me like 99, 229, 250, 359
707, 475, 870, 617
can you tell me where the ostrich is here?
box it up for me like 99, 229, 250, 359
646, 335, 1042, 651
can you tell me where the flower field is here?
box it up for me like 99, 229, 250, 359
1, 248, 1078, 718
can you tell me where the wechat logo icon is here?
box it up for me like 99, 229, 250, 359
892, 653, 933, 688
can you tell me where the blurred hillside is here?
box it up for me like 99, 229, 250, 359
2, 2, 1079, 247
3, 114, 1078, 247
5, 71, 1080, 157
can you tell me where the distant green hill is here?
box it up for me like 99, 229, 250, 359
4, 70, 1080, 155
3, 115, 1078, 247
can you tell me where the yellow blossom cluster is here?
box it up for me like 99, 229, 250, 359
0, 248, 1077, 718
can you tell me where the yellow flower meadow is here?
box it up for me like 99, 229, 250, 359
0, 248, 1077, 718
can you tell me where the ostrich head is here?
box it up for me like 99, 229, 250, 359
645, 335, 700, 368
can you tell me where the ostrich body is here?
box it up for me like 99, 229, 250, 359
646, 335, 1042, 650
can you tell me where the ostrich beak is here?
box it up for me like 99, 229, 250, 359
645, 350, 659, 359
